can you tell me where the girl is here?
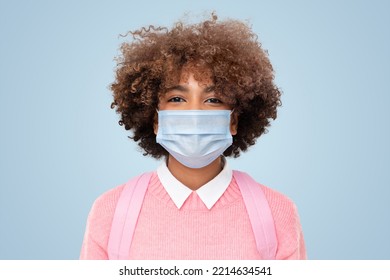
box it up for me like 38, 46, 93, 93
80, 14, 306, 260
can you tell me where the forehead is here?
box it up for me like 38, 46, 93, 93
165, 62, 214, 88
178, 64, 213, 86
160, 65, 236, 105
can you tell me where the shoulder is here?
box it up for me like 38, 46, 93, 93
233, 170, 305, 259
87, 172, 154, 223
81, 172, 156, 259
258, 184, 305, 259
86, 183, 126, 233
260, 184, 299, 221
233, 170, 298, 219
90, 184, 125, 217
80, 183, 126, 259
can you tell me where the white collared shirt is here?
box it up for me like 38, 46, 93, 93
156, 159, 233, 210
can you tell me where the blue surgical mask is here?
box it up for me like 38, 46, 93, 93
156, 110, 233, 168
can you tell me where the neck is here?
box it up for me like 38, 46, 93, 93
166, 156, 223, 190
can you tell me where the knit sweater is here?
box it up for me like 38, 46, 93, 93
80, 172, 306, 260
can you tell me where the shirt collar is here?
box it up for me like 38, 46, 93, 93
157, 158, 233, 210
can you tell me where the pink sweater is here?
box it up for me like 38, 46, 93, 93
80, 172, 306, 259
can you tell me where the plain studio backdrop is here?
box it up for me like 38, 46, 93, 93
0, 0, 389, 259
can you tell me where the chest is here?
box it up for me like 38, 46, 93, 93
128, 194, 261, 259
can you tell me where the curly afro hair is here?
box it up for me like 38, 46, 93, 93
111, 14, 281, 159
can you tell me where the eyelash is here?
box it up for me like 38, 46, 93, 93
167, 97, 223, 103
167, 97, 185, 102
205, 98, 222, 104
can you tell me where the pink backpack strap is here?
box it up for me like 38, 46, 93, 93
108, 172, 153, 260
233, 170, 278, 260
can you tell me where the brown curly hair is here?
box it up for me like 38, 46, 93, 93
111, 14, 281, 159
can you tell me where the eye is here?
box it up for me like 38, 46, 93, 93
205, 98, 223, 104
168, 96, 186, 103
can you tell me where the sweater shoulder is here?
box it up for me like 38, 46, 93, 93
85, 183, 126, 240
258, 184, 305, 259
233, 170, 301, 228
258, 183, 302, 231
260, 184, 298, 217
80, 183, 126, 259
91, 184, 125, 216
88, 172, 156, 225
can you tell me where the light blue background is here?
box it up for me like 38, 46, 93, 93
1, 0, 389, 259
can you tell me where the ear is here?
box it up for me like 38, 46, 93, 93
230, 111, 238, 136
153, 112, 158, 135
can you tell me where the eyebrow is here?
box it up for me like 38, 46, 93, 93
166, 85, 216, 93
166, 85, 188, 92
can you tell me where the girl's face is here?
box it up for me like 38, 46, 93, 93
155, 72, 238, 135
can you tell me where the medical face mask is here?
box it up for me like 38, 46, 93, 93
156, 110, 233, 168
